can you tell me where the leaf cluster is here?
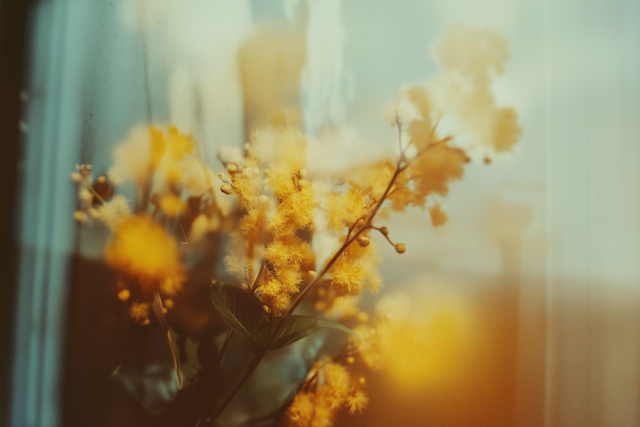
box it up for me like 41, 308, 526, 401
210, 283, 356, 356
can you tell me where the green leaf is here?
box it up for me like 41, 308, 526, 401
169, 330, 202, 387
210, 283, 268, 354
269, 315, 358, 351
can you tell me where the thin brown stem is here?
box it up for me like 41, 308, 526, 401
373, 226, 396, 247
215, 329, 233, 367
345, 217, 365, 240
87, 186, 106, 205
154, 292, 183, 390
167, 329, 183, 389
208, 353, 262, 423
209, 126, 418, 425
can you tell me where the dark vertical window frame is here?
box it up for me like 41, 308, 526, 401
0, 1, 32, 426
3, 1, 83, 426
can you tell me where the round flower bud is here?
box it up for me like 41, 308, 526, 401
379, 226, 389, 236
73, 211, 87, 223
395, 243, 406, 254
220, 184, 234, 195
117, 289, 130, 301
226, 163, 238, 174
357, 236, 370, 247
79, 188, 92, 202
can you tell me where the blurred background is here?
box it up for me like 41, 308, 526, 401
3, 1, 640, 426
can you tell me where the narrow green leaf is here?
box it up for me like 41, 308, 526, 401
210, 283, 268, 354
169, 330, 202, 387
269, 315, 358, 351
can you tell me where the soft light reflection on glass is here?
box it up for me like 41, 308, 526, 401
9, 1, 640, 427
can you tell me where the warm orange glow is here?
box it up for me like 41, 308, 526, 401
377, 288, 475, 392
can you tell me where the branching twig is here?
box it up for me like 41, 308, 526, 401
207, 151, 407, 426
207, 119, 454, 425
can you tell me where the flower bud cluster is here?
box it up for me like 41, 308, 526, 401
217, 159, 264, 210
71, 164, 97, 223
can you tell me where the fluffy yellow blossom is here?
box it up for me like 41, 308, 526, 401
252, 126, 315, 234
180, 158, 217, 197
159, 193, 187, 218
405, 85, 433, 151
239, 196, 269, 243
287, 360, 367, 427
222, 124, 315, 311
350, 325, 382, 370
258, 234, 312, 311
429, 203, 448, 228
189, 213, 220, 243
108, 126, 156, 186
157, 126, 194, 184
408, 143, 468, 206
108, 125, 213, 197
268, 182, 314, 234
250, 126, 306, 188
346, 390, 368, 414
222, 156, 264, 210
432, 23, 522, 152
149, 126, 166, 169
322, 188, 367, 232
96, 194, 131, 231
287, 392, 317, 427
105, 214, 184, 293
329, 239, 381, 297
342, 159, 395, 202
493, 107, 522, 152
130, 302, 151, 324
322, 362, 351, 408
223, 252, 248, 279
264, 237, 306, 270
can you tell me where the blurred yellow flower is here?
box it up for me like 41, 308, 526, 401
429, 202, 448, 228
159, 193, 187, 218
105, 214, 184, 294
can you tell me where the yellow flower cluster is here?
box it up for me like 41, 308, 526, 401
219, 123, 315, 313
104, 214, 185, 322
105, 214, 184, 291
350, 325, 383, 370
109, 125, 217, 215
286, 360, 368, 427
433, 22, 522, 153
315, 164, 390, 297
329, 238, 381, 297
260, 235, 313, 313
429, 202, 447, 228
